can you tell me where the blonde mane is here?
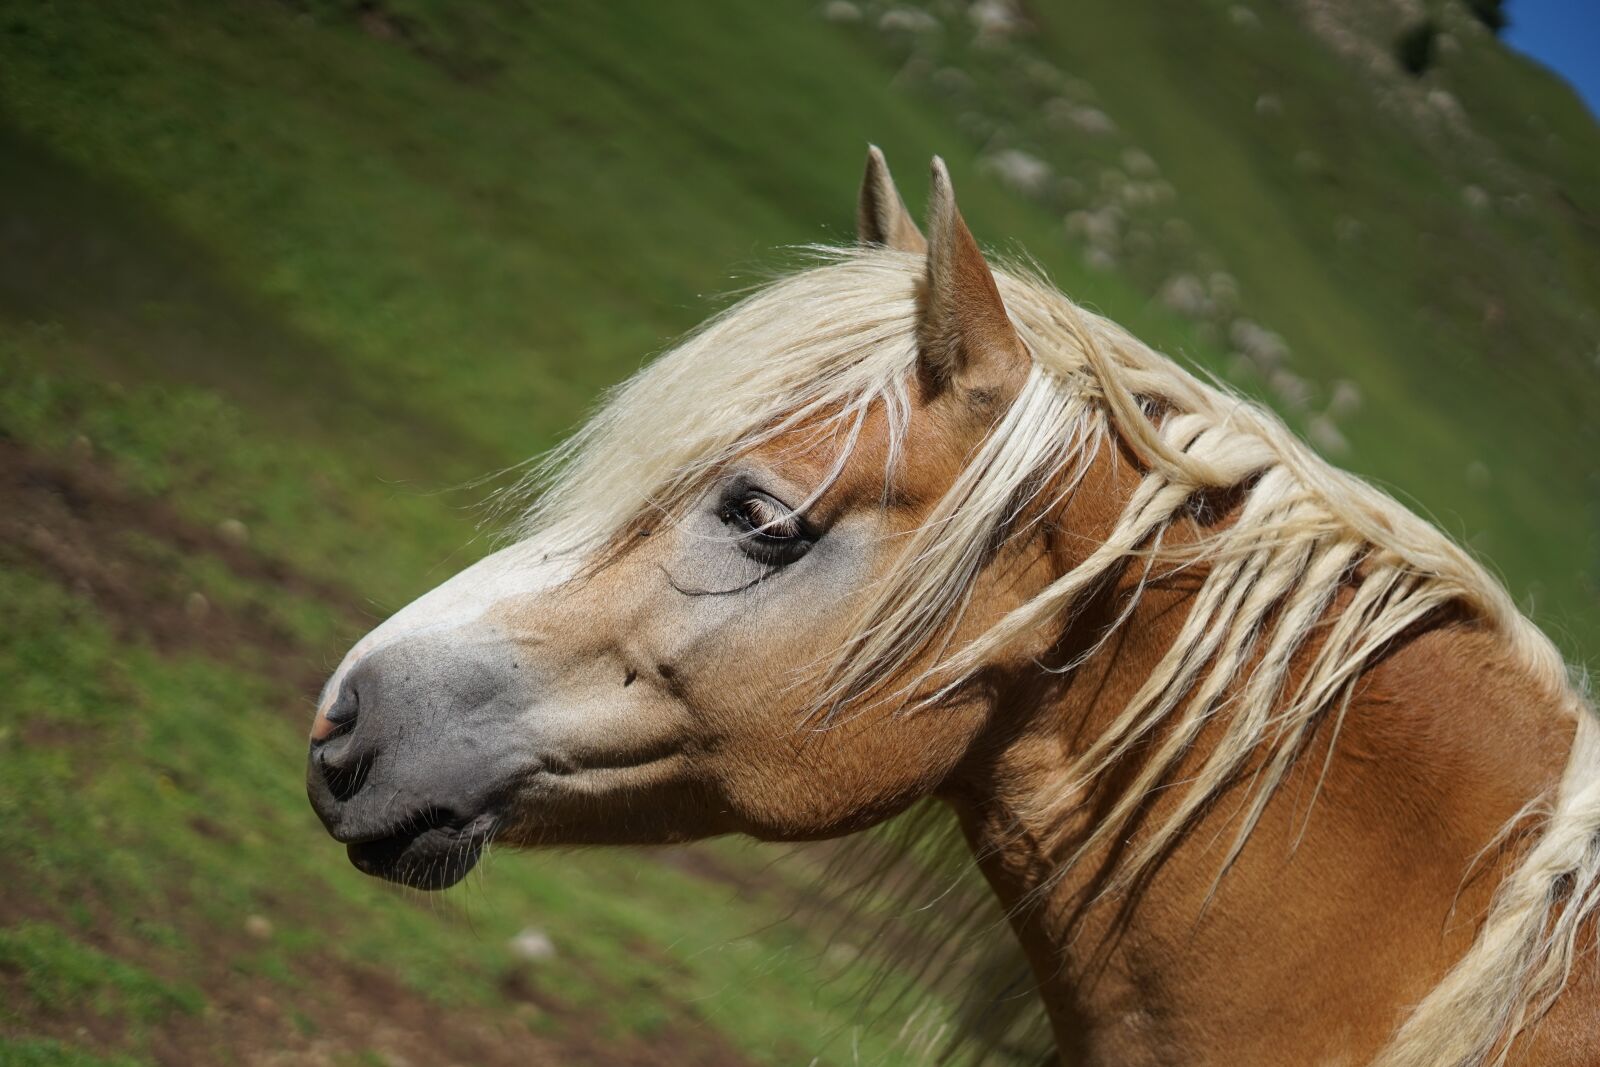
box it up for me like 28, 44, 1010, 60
511, 247, 1600, 1066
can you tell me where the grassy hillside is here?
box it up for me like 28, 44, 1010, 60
1, 1, 1595, 1064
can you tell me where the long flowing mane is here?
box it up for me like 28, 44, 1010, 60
508, 248, 1600, 1066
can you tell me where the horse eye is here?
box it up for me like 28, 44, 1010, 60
719, 490, 813, 565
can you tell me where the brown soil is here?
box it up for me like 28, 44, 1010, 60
0, 436, 368, 692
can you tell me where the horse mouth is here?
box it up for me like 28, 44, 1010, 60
343, 809, 498, 891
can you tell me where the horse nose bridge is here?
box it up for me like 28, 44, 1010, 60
314, 624, 528, 754
384, 625, 501, 701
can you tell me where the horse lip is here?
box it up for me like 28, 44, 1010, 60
341, 810, 500, 891
327, 803, 486, 842
339, 808, 497, 845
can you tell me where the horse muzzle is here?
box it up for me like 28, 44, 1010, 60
305, 627, 533, 890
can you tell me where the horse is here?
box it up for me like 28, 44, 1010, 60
306, 148, 1600, 1066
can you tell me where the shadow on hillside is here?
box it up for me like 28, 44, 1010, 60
0, 115, 483, 476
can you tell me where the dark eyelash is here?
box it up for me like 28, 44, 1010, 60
719, 489, 814, 566
732, 495, 803, 540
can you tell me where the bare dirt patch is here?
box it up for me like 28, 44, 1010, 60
0, 436, 365, 690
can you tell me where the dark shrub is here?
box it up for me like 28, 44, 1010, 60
1464, 0, 1509, 34
1396, 19, 1440, 77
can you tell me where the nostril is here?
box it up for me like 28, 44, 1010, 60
324, 682, 359, 731
317, 741, 373, 803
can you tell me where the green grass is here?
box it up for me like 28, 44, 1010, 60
0, 0, 1596, 1063
0, 1038, 147, 1067
0, 924, 203, 1026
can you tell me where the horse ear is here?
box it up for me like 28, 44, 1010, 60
917, 157, 1028, 392
857, 145, 927, 253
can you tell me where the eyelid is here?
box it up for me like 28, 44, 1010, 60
742, 495, 803, 538
718, 486, 816, 566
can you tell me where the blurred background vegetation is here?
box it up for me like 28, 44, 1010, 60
1, 1, 1595, 1064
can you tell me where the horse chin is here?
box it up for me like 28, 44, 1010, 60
343, 810, 498, 891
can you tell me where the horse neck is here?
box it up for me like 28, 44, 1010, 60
937, 437, 1578, 1066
